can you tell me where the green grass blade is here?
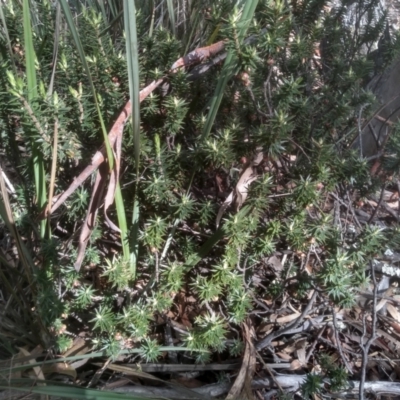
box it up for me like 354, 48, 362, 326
201, 0, 259, 141
58, 0, 114, 170
115, 182, 129, 262
166, 0, 176, 36
129, 197, 139, 276
23, 0, 47, 238
47, 2, 61, 96
183, 6, 202, 54
124, 0, 140, 177
148, 0, 155, 37
23, 0, 37, 101
0, 384, 165, 400
59, 0, 130, 257
0, 5, 17, 73
124, 0, 141, 274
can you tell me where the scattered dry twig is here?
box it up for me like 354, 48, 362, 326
331, 308, 353, 374
358, 262, 378, 400
256, 290, 318, 350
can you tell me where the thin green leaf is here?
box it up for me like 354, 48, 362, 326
23, 0, 37, 100
130, 197, 139, 276
115, 182, 129, 261
0, 383, 164, 400
59, 0, 129, 256
47, 2, 61, 96
124, 0, 141, 273
0, 5, 17, 73
124, 0, 140, 177
23, 0, 47, 237
166, 0, 176, 36
201, 0, 259, 141
58, 0, 114, 170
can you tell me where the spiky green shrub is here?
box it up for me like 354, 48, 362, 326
0, 0, 399, 383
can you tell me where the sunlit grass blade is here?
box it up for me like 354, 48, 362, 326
124, 0, 140, 177
124, 0, 141, 274
47, 2, 61, 96
130, 198, 139, 276
23, 0, 47, 238
148, 0, 155, 37
183, 4, 202, 54
166, 0, 176, 36
58, 0, 114, 170
201, 0, 259, 141
59, 0, 130, 257
115, 182, 129, 262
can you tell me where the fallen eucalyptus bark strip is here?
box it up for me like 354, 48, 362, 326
226, 321, 256, 400
74, 163, 108, 270
44, 41, 232, 218
187, 32, 262, 82
171, 40, 226, 70
112, 375, 400, 399
97, 361, 291, 373
45, 79, 163, 217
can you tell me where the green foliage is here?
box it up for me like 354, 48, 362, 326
301, 373, 323, 398
0, 0, 399, 395
139, 338, 162, 362
299, 355, 350, 398
186, 313, 227, 355
91, 305, 116, 333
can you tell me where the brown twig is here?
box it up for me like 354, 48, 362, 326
305, 325, 326, 362
331, 307, 353, 374
359, 262, 378, 400
329, 191, 362, 229
255, 290, 318, 350
367, 184, 386, 223
368, 194, 399, 221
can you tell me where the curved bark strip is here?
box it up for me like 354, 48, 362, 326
171, 40, 226, 70
74, 163, 108, 270
45, 78, 163, 217
45, 41, 229, 219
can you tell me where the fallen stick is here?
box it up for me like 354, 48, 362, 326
111, 375, 400, 398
